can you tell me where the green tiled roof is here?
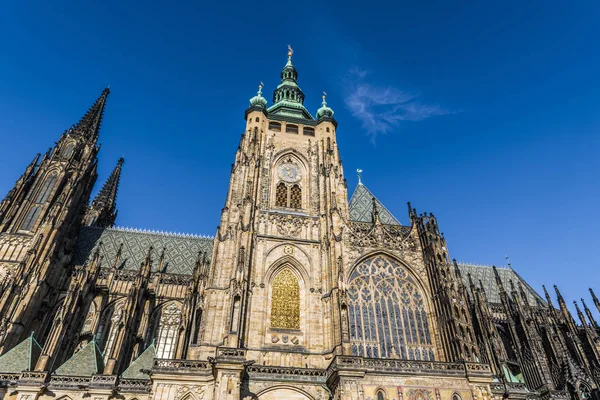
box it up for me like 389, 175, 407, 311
348, 183, 401, 225
0, 333, 42, 373
73, 226, 213, 275
54, 340, 104, 376
121, 342, 155, 380
457, 263, 543, 305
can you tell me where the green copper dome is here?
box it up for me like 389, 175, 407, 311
249, 84, 267, 108
316, 95, 334, 119
267, 46, 314, 120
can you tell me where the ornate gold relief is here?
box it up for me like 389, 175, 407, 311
270, 268, 300, 330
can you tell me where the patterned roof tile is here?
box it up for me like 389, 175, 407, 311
348, 184, 401, 225
73, 226, 214, 275
54, 340, 104, 377
457, 263, 543, 305
0, 334, 42, 373
121, 342, 155, 380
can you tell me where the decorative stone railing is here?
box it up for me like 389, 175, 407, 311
327, 356, 491, 378
0, 373, 19, 387
247, 365, 327, 383
216, 347, 246, 362
152, 359, 212, 374
490, 382, 529, 393
90, 374, 118, 389
49, 375, 91, 389
119, 378, 152, 393
18, 371, 48, 386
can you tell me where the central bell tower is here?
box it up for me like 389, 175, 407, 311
195, 48, 348, 370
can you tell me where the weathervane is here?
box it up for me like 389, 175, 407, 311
288, 44, 293, 58
322, 91, 327, 100
506, 255, 512, 269
357, 169, 363, 185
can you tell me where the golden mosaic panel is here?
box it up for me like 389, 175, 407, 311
271, 268, 300, 329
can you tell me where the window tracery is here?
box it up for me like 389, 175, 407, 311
156, 302, 182, 359
348, 255, 435, 360
289, 185, 302, 209
275, 182, 287, 207
274, 159, 303, 209
19, 172, 59, 231
270, 268, 300, 330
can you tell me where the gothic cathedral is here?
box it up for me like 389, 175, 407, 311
0, 50, 599, 400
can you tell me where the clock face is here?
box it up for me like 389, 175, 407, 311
278, 163, 301, 183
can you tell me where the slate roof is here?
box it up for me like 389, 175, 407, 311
54, 340, 104, 376
349, 183, 401, 225
73, 226, 214, 275
121, 342, 155, 379
0, 334, 42, 373
457, 263, 544, 305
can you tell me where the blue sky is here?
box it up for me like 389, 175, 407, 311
1, 1, 598, 312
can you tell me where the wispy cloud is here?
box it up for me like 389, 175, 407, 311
344, 68, 451, 139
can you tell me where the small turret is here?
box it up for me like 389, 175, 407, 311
316, 92, 334, 119
249, 82, 267, 109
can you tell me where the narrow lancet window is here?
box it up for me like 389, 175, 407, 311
289, 185, 302, 209
275, 182, 287, 207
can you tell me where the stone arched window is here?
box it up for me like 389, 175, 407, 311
377, 390, 387, 400
274, 158, 304, 210
20, 172, 59, 231
35, 172, 58, 203
348, 255, 435, 360
20, 206, 42, 231
156, 302, 182, 358
270, 268, 300, 330
275, 182, 287, 207
62, 143, 75, 158
289, 185, 302, 209
452, 393, 462, 400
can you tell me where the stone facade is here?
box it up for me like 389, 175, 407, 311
0, 52, 599, 400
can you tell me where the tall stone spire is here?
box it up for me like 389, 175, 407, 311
72, 87, 110, 142
267, 46, 313, 120
84, 157, 124, 228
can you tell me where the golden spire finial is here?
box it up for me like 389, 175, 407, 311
287, 44, 293, 58
259, 81, 264, 90
322, 91, 327, 100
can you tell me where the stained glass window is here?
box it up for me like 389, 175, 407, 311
20, 206, 41, 231
271, 268, 300, 330
156, 303, 182, 359
347, 255, 435, 360
289, 185, 302, 209
275, 182, 287, 207
35, 173, 58, 203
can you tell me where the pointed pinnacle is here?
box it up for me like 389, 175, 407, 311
91, 158, 124, 212
74, 88, 110, 141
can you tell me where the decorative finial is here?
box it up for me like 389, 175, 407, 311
357, 169, 363, 185
505, 255, 512, 269
287, 44, 293, 58
322, 91, 327, 101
